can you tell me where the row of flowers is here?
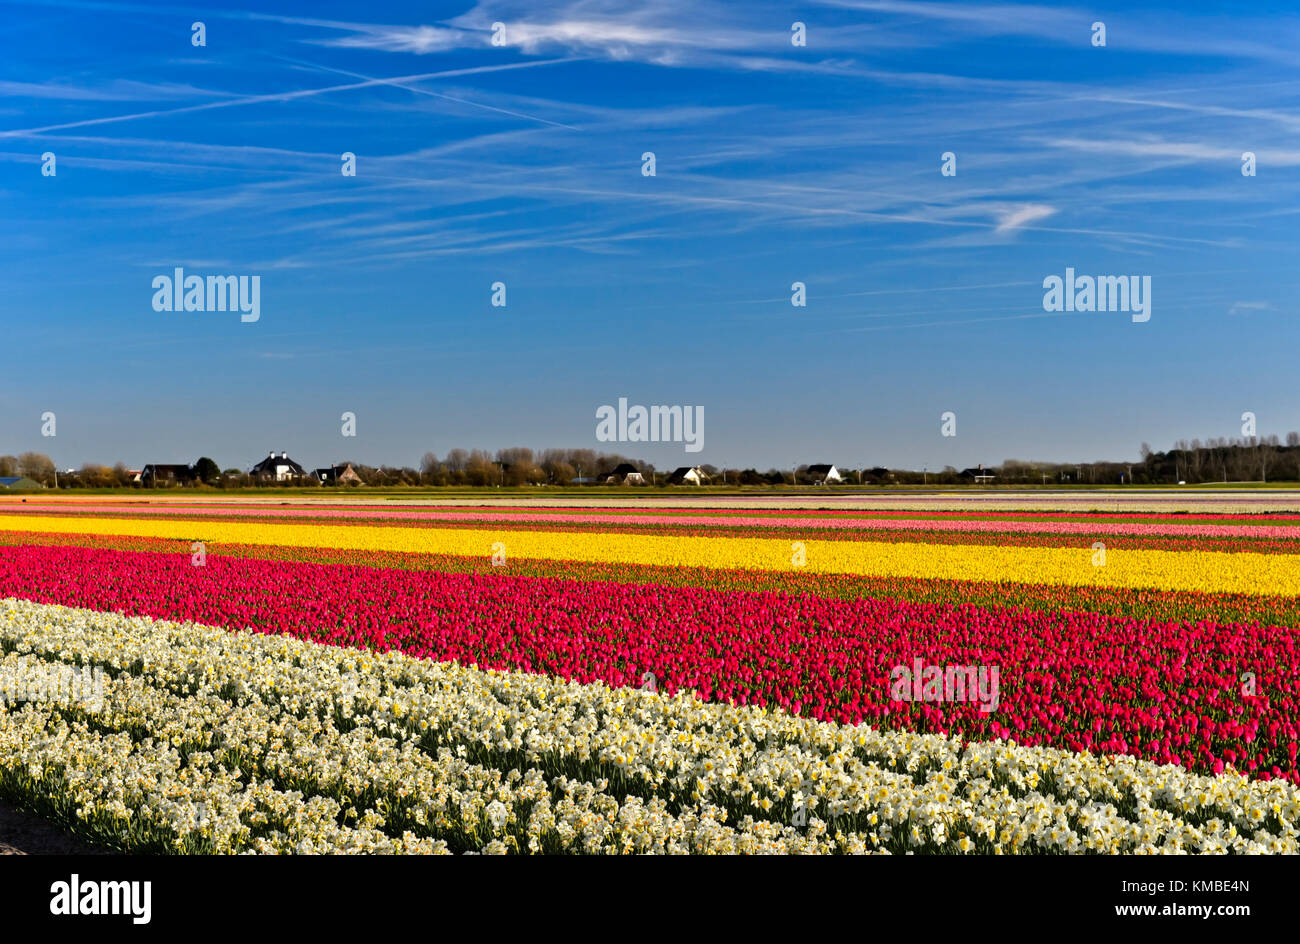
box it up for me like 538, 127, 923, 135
2, 544, 1297, 780
7, 529, 1300, 629
8, 510, 1300, 556
7, 502, 1300, 538
2, 598, 1297, 854
8, 497, 1299, 516
1, 513, 1296, 594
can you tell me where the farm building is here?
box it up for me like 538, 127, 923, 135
960, 464, 997, 484
602, 463, 645, 485
0, 476, 43, 489
313, 463, 362, 485
806, 463, 842, 484
140, 464, 194, 486
668, 466, 707, 485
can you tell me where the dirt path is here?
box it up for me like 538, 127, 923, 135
0, 802, 112, 855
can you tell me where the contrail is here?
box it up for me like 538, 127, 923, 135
272, 55, 583, 131
0, 58, 581, 138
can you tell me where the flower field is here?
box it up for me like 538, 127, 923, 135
1, 493, 1299, 854
3, 511, 1300, 594
3, 599, 1298, 854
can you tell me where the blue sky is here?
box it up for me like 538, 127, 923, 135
2, 0, 1299, 472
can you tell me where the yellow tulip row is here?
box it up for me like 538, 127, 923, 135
0, 513, 1295, 596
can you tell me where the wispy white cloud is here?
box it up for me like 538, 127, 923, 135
993, 203, 1056, 233
819, 0, 1300, 64
1070, 94, 1300, 133
5, 0, 1294, 274
315, 24, 471, 54
1229, 300, 1272, 316
304, 0, 894, 73
0, 79, 233, 101
1043, 136, 1300, 166
818, 0, 1078, 38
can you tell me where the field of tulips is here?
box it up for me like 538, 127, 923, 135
3, 598, 1298, 854
1, 492, 1299, 854
3, 510, 1300, 594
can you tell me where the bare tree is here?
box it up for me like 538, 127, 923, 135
465, 450, 495, 486
18, 452, 55, 486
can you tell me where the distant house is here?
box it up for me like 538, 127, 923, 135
141, 464, 194, 486
0, 476, 43, 490
602, 463, 646, 485
313, 463, 362, 485
668, 466, 707, 485
125, 469, 143, 484
251, 451, 306, 482
960, 464, 997, 484
807, 463, 842, 485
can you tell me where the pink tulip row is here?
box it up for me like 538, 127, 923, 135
1, 542, 1296, 781
12, 500, 1300, 523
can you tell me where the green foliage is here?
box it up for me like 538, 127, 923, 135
193, 457, 221, 485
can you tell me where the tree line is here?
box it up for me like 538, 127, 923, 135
981, 435, 1300, 485
6, 434, 1300, 488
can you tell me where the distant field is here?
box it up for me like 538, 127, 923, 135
7, 487, 1300, 513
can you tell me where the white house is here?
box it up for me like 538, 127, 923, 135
250, 450, 306, 482
668, 466, 707, 485
807, 463, 842, 484
602, 463, 646, 485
